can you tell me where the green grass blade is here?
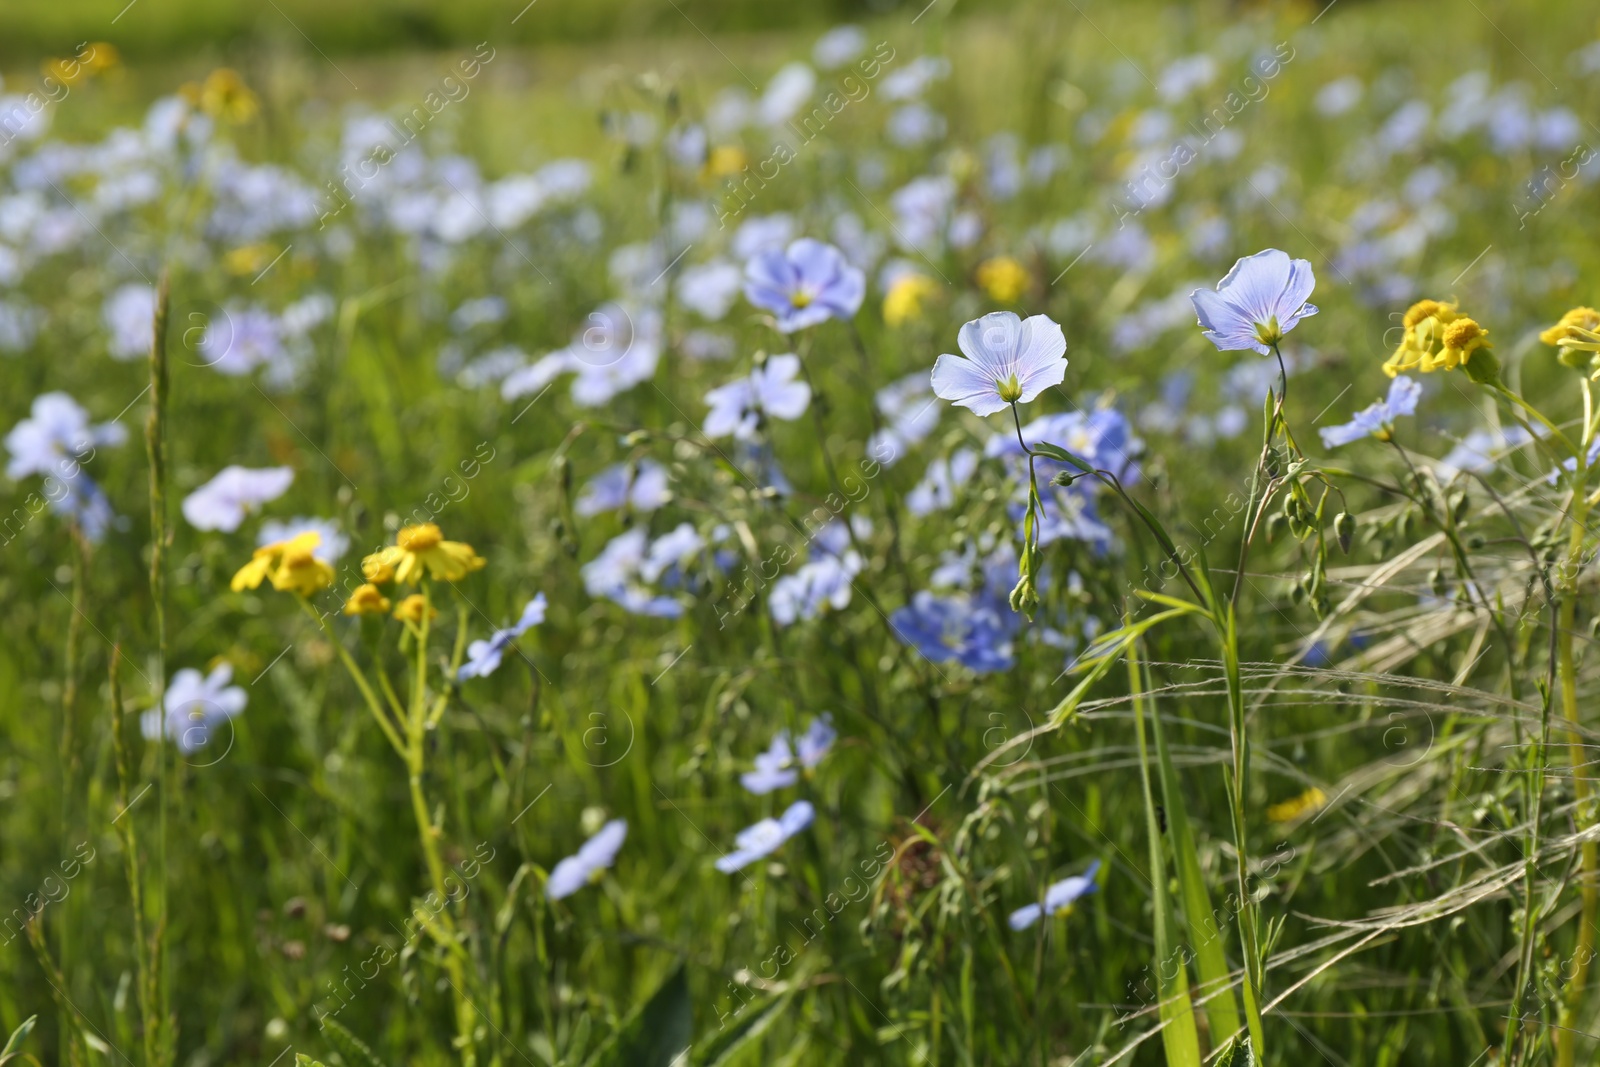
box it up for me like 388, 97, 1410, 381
1148, 677, 1243, 1049
586, 964, 693, 1067
1129, 640, 1202, 1067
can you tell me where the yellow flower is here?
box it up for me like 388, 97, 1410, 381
343, 583, 392, 617
80, 43, 121, 75
196, 69, 259, 123
883, 273, 940, 327
392, 594, 436, 624
1438, 317, 1492, 373
367, 523, 486, 584
1267, 786, 1327, 823
705, 145, 748, 181
223, 243, 278, 276
1383, 299, 1466, 377
362, 553, 396, 584
1540, 306, 1600, 371
231, 532, 332, 596
975, 256, 1031, 304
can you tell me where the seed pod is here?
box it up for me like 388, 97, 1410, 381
1334, 512, 1355, 554
1466, 533, 1486, 550
1266, 513, 1288, 542
1449, 490, 1469, 524
1429, 568, 1447, 596
1290, 580, 1307, 605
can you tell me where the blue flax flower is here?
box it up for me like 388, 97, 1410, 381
458, 594, 548, 681
546, 820, 627, 900
716, 800, 815, 873
741, 715, 837, 795
1008, 859, 1101, 930
1319, 375, 1420, 448
1190, 249, 1318, 354
931, 311, 1068, 417
744, 239, 865, 333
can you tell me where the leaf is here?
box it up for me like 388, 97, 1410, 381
0, 1016, 36, 1065
1150, 686, 1243, 1049
295, 1056, 330, 1067
585, 964, 692, 1067
691, 993, 794, 1066
1127, 642, 1202, 1067
1215, 1034, 1255, 1067
320, 1017, 390, 1067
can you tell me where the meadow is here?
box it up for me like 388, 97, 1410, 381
3, 0, 1600, 1064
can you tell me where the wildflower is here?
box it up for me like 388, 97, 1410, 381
362, 554, 396, 584
1008, 860, 1101, 930
1539, 306, 1600, 372
769, 549, 863, 625
193, 68, 259, 123
547, 820, 627, 900
1382, 300, 1494, 379
231, 532, 332, 595
581, 529, 686, 617
1318, 376, 1421, 448
1267, 786, 1328, 823
392, 594, 436, 624
181, 466, 294, 533
459, 595, 548, 680
343, 584, 392, 617
104, 284, 157, 360
744, 239, 865, 333
141, 664, 247, 755
975, 256, 1031, 304
575, 460, 672, 517
866, 372, 941, 463
677, 259, 744, 321
883, 272, 941, 327
891, 590, 1015, 673
258, 517, 347, 562
1189, 248, 1318, 355
741, 715, 837, 794
703, 354, 813, 440
501, 304, 662, 408
931, 311, 1068, 417
367, 524, 486, 584
714, 800, 815, 873
906, 449, 979, 515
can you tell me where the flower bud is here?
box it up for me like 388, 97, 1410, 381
1334, 512, 1354, 554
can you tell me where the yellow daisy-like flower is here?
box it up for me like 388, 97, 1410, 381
362, 553, 396, 584
392, 594, 437, 624
883, 273, 940, 327
975, 256, 1031, 305
81, 43, 121, 75
1383, 299, 1467, 377
367, 523, 486, 584
1437, 317, 1492, 373
705, 145, 748, 181
1540, 306, 1600, 371
191, 68, 259, 124
230, 532, 332, 596
1267, 786, 1327, 824
343, 583, 392, 617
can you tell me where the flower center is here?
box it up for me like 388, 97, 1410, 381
398, 524, 442, 551
995, 373, 1023, 404
282, 547, 316, 569
790, 288, 814, 309
1253, 316, 1282, 347
1444, 319, 1483, 348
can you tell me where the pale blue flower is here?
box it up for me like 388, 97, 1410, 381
581, 529, 685, 618
813, 25, 866, 69
744, 239, 865, 333
931, 312, 1068, 417
891, 591, 1015, 673
907, 449, 978, 515
1436, 426, 1532, 481
1008, 859, 1101, 930
104, 283, 156, 361
715, 800, 815, 872
740, 714, 836, 794
181, 466, 294, 532
1319, 376, 1421, 448
546, 819, 626, 900
575, 460, 671, 517
141, 664, 247, 755
769, 550, 862, 625
1190, 249, 1319, 355
866, 372, 940, 465
458, 594, 548, 681
703, 354, 812, 441
677, 259, 744, 321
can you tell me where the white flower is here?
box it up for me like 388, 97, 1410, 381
546, 820, 627, 900
181, 466, 294, 532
